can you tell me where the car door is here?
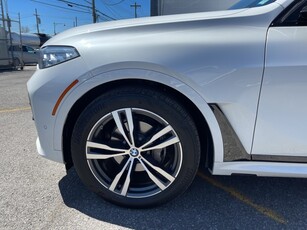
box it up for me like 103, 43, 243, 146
22, 46, 38, 64
252, 0, 307, 160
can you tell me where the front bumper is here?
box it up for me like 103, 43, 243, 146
36, 137, 64, 163
27, 57, 89, 163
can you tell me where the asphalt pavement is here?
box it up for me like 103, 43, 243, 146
0, 66, 306, 229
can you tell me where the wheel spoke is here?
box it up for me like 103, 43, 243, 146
121, 158, 134, 196
87, 141, 128, 152
140, 125, 173, 149
86, 152, 128, 160
86, 107, 184, 199
125, 108, 135, 147
112, 109, 135, 147
138, 158, 166, 190
142, 136, 179, 151
109, 157, 133, 192
140, 157, 175, 182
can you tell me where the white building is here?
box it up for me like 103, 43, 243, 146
151, 0, 239, 16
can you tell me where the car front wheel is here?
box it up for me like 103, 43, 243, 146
71, 86, 200, 208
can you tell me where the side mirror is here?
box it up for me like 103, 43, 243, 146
298, 6, 307, 25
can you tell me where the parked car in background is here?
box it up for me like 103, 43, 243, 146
27, 0, 307, 208
10, 32, 51, 48
9, 45, 39, 68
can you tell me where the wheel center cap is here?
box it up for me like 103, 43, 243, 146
130, 148, 139, 157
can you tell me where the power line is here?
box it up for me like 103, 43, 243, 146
58, 0, 97, 22
58, 0, 115, 21
101, 0, 125, 6
99, 0, 126, 19
83, 0, 91, 4
31, 0, 91, 14
58, 0, 92, 10
102, 4, 121, 19
96, 8, 116, 20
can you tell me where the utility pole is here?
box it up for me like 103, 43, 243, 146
59, 0, 115, 22
0, 0, 6, 30
130, 2, 141, 18
92, 0, 97, 23
54, 22, 65, 35
18, 13, 23, 68
34, 8, 40, 33
6, 14, 14, 66
73, 17, 78, 27
18, 13, 22, 46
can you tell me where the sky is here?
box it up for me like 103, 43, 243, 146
5, 0, 150, 35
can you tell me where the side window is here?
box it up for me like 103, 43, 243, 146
272, 0, 307, 26
27, 47, 35, 52
10, 46, 21, 52
297, 5, 307, 25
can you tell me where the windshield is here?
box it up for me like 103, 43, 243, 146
229, 0, 276, 10
152, 0, 278, 16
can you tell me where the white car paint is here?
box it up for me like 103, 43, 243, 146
28, 0, 307, 181
253, 27, 307, 156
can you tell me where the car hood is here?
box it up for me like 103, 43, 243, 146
43, 8, 248, 46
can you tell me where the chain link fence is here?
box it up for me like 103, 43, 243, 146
0, 12, 24, 70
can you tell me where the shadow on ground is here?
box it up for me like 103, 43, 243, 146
58, 167, 307, 229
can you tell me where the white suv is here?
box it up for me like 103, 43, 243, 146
27, 0, 307, 207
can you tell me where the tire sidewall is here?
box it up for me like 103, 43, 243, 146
71, 87, 200, 207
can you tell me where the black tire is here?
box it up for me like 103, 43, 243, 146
71, 86, 200, 208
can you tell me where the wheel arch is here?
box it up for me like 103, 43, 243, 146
56, 70, 224, 171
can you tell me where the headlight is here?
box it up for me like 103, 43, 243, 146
39, 46, 80, 69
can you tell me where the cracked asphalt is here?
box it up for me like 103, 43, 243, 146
0, 66, 306, 229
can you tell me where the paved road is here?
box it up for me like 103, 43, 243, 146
0, 67, 306, 229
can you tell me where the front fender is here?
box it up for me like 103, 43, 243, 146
53, 63, 224, 164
